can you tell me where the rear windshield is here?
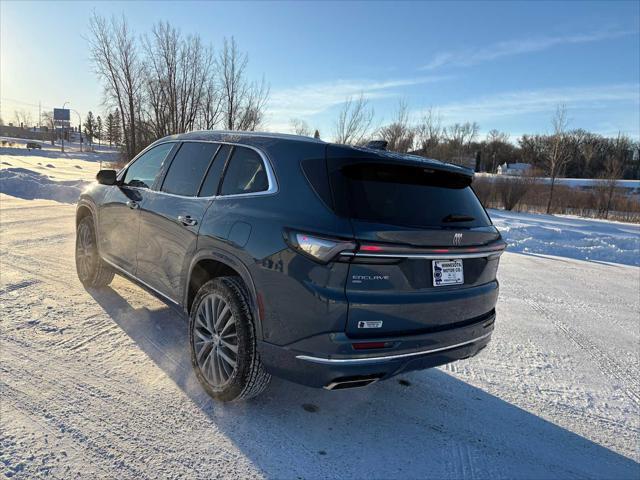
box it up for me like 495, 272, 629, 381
330, 162, 490, 228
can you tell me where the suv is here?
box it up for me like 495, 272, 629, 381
75, 131, 505, 401
26, 142, 42, 150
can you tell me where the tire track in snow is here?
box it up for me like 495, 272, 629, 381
5, 232, 70, 248
1, 255, 78, 289
524, 298, 640, 406
1, 342, 205, 478
0, 400, 110, 479
1, 381, 151, 480
0, 279, 41, 295
455, 443, 476, 479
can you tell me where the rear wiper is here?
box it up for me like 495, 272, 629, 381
442, 214, 475, 223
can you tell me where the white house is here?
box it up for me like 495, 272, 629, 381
497, 162, 532, 176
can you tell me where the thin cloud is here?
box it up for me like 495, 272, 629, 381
268, 75, 451, 119
425, 83, 639, 123
421, 30, 636, 70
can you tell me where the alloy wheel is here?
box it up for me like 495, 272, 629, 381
193, 293, 239, 387
76, 222, 96, 280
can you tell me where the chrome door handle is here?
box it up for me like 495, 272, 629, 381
126, 200, 139, 210
178, 215, 198, 226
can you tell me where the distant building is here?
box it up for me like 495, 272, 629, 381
497, 162, 532, 176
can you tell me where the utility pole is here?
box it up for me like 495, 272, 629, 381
38, 101, 41, 129
60, 101, 69, 153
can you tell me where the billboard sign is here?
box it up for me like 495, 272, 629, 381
54, 108, 70, 122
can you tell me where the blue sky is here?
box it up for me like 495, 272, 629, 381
1, 1, 639, 140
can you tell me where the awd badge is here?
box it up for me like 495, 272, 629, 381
358, 321, 383, 329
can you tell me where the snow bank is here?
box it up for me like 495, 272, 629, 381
490, 209, 640, 266
0, 167, 88, 204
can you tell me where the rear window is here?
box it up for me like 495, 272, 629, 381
330, 162, 490, 228
220, 147, 269, 196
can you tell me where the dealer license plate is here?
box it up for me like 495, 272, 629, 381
432, 259, 464, 287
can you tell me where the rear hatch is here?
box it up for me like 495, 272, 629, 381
326, 145, 504, 338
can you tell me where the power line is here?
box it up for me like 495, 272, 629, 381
1, 97, 56, 110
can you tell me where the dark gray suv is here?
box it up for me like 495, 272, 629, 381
75, 131, 505, 401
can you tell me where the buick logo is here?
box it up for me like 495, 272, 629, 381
453, 233, 463, 246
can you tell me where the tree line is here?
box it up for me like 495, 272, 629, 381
313, 97, 638, 182
88, 14, 268, 159
79, 110, 122, 148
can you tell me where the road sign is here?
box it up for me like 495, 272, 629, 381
54, 108, 70, 121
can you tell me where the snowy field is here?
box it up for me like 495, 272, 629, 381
1, 145, 639, 479
0, 138, 119, 203
490, 209, 640, 267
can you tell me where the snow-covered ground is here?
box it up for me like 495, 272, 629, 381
0, 195, 638, 479
1, 145, 639, 478
491, 209, 640, 267
0, 138, 119, 203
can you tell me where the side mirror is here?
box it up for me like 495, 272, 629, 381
96, 169, 118, 185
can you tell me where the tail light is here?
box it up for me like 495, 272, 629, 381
287, 231, 356, 263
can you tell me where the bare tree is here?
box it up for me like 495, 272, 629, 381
89, 19, 270, 155
41, 111, 56, 144
580, 133, 601, 178
89, 13, 143, 158
217, 37, 269, 131
378, 100, 415, 153
444, 122, 479, 156
485, 129, 511, 172
598, 133, 627, 218
290, 118, 311, 136
199, 79, 223, 130
544, 105, 571, 214
143, 22, 214, 137
415, 107, 443, 155
235, 75, 269, 131
334, 94, 375, 145
13, 110, 33, 128
495, 171, 537, 211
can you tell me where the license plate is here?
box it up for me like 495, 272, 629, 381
432, 259, 464, 287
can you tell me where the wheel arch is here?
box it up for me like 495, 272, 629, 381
185, 251, 263, 340
76, 201, 96, 226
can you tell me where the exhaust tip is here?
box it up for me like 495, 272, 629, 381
324, 375, 381, 390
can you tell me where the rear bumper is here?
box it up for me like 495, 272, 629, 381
258, 311, 495, 388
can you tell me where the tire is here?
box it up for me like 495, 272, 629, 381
189, 277, 271, 402
75, 215, 114, 288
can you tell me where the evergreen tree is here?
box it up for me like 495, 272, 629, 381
106, 110, 121, 147
96, 116, 103, 146
314, 129, 320, 139
83, 111, 97, 146
106, 113, 114, 146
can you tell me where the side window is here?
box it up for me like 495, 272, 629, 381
161, 142, 219, 196
199, 145, 232, 197
123, 143, 174, 189
220, 147, 269, 196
